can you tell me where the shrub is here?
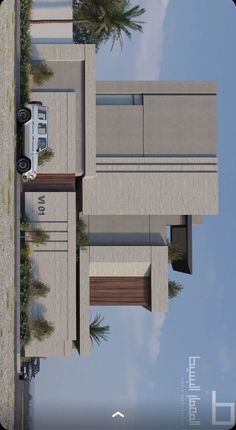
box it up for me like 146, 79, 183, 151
20, 260, 32, 278
77, 233, 90, 249
38, 148, 55, 166
167, 240, 184, 263
20, 284, 30, 310
30, 228, 49, 245
29, 280, 50, 298
31, 61, 54, 86
168, 280, 183, 299
20, 214, 32, 232
20, 0, 32, 103
21, 310, 31, 345
76, 219, 90, 249
20, 214, 50, 244
29, 318, 55, 341
20, 243, 32, 320
76, 218, 87, 232
20, 244, 31, 262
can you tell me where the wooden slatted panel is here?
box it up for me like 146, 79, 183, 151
23, 174, 76, 191
90, 276, 151, 306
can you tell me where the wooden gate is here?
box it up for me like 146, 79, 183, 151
23, 174, 76, 192
90, 276, 151, 306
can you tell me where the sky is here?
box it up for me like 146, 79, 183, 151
31, 1, 236, 429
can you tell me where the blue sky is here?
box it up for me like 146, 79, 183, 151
32, 1, 236, 429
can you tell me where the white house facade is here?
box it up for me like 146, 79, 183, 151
24, 43, 218, 358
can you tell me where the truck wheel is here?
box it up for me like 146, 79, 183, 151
16, 157, 31, 173
17, 108, 31, 124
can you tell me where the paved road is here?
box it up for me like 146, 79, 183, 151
0, 0, 28, 428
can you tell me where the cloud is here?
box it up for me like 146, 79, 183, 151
147, 313, 166, 363
120, 308, 166, 363
121, 312, 166, 406
135, 0, 170, 79
120, 307, 147, 348
124, 362, 142, 405
116, 310, 167, 410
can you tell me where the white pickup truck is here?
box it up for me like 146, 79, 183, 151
17, 101, 48, 182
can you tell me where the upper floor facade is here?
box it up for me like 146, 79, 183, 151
31, 44, 218, 217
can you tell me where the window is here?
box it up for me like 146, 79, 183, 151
38, 123, 46, 135
96, 94, 143, 105
38, 109, 46, 121
38, 137, 47, 151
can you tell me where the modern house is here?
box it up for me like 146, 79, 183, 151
24, 43, 218, 357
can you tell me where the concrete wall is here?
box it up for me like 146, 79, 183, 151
143, 94, 216, 156
96, 80, 217, 95
89, 246, 151, 277
87, 215, 166, 245
31, 0, 73, 44
96, 106, 143, 156
31, 44, 96, 177
82, 157, 218, 215
33, 61, 84, 89
24, 192, 76, 357
151, 247, 168, 312
89, 246, 168, 312
90, 81, 218, 216
96, 81, 216, 157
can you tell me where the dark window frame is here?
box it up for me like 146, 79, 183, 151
96, 94, 143, 105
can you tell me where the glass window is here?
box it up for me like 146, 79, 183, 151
133, 94, 143, 105
38, 109, 46, 120
96, 94, 143, 105
38, 138, 46, 151
38, 123, 46, 135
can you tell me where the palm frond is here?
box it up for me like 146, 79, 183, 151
89, 313, 110, 347
74, 0, 145, 50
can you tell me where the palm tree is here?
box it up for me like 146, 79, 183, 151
73, 313, 110, 353
30, 0, 145, 50
168, 280, 183, 299
89, 313, 110, 347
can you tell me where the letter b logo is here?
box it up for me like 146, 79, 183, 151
212, 391, 235, 426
